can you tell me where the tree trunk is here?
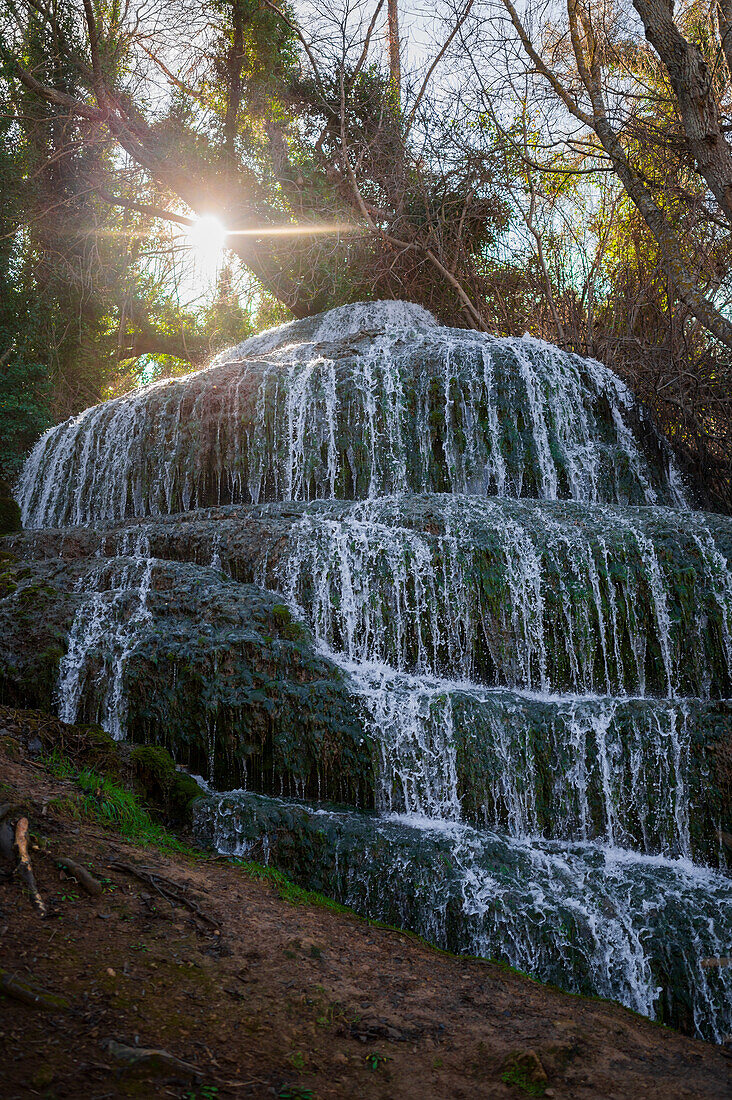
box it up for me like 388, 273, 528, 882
387, 0, 401, 102
633, 0, 732, 224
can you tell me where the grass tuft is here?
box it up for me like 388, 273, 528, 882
500, 1063, 547, 1096
43, 749, 185, 850
228, 859, 350, 912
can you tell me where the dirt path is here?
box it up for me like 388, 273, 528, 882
0, 726, 729, 1100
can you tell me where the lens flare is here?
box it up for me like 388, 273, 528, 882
187, 214, 227, 262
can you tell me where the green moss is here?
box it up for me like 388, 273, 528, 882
0, 571, 17, 597
131, 744, 204, 824
271, 603, 307, 642
500, 1059, 547, 1097
40, 643, 64, 666
0, 493, 20, 536
17, 581, 56, 606
70, 725, 125, 777
131, 743, 177, 788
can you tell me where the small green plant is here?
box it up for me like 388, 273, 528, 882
183, 1087, 219, 1100
287, 1051, 306, 1071
44, 747, 75, 779
500, 1063, 547, 1097
229, 860, 349, 913
365, 1052, 390, 1071
278, 1089, 313, 1100
56, 892, 79, 903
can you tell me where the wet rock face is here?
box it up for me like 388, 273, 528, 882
4, 500, 731, 860
41, 495, 732, 700
194, 790, 732, 1042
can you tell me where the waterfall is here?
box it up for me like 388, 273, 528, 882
197, 791, 732, 1044
12, 300, 732, 1042
57, 533, 153, 740
270, 497, 732, 698
16, 303, 686, 529
334, 665, 704, 857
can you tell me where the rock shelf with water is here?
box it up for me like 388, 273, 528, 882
195, 789, 732, 1043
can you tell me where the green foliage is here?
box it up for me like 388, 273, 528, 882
0, 10, 265, 474
44, 747, 76, 780
365, 1052, 390, 1071
183, 1086, 219, 1100
0, 485, 21, 535
0, 96, 51, 482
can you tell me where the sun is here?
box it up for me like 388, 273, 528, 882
187, 214, 227, 264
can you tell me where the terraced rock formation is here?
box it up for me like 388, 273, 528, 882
5, 301, 732, 1042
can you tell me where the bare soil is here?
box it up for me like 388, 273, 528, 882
0, 719, 729, 1100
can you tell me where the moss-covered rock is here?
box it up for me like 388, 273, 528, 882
20, 495, 728, 699
194, 789, 732, 1043
17, 302, 687, 531
0, 480, 21, 536
3, 495, 732, 850
0, 545, 374, 807
130, 744, 204, 823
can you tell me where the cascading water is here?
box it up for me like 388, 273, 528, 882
57, 532, 153, 740
268, 496, 732, 699
12, 300, 732, 1041
17, 304, 685, 530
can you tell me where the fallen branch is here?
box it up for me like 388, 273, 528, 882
0, 968, 69, 1011
108, 861, 219, 928
56, 856, 103, 897
14, 817, 47, 917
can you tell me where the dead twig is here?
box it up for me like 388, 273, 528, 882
101, 1038, 204, 1077
108, 861, 219, 928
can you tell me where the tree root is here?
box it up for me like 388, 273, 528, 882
14, 817, 47, 917
56, 856, 102, 897
101, 1038, 204, 1077
108, 861, 220, 928
0, 968, 69, 1011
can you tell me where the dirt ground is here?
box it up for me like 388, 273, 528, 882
0, 722, 730, 1100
